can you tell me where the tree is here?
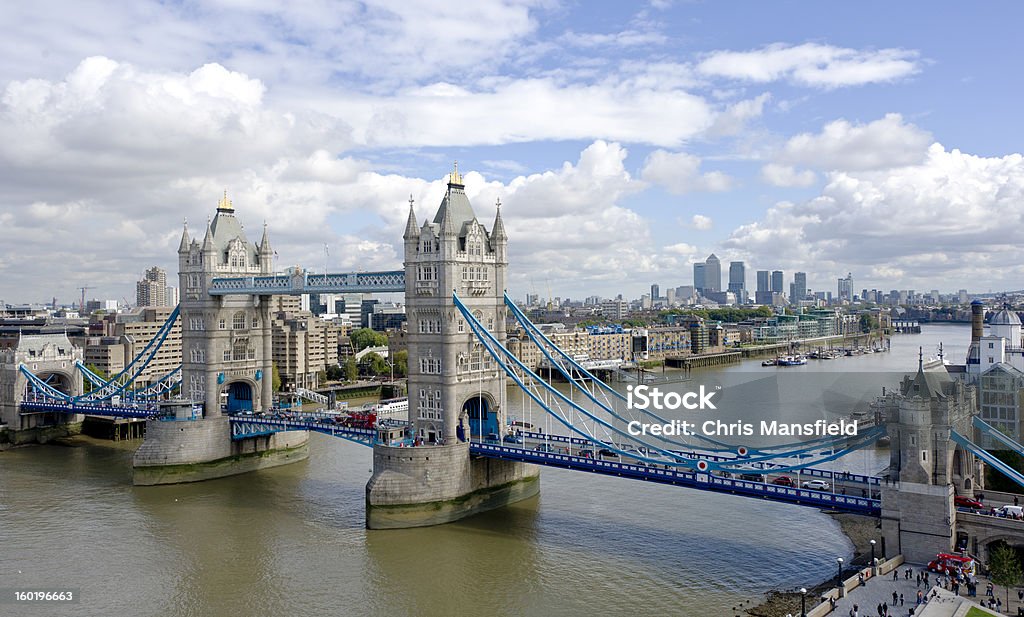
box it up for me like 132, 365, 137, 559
325, 363, 343, 381
272, 364, 282, 392
350, 327, 388, 351
344, 357, 359, 382
317, 369, 328, 385
989, 542, 1023, 609
83, 363, 108, 393
859, 313, 879, 333
392, 350, 408, 377
361, 351, 389, 376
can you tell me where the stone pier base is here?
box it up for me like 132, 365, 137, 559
132, 415, 308, 486
366, 441, 540, 529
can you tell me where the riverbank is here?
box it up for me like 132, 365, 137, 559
745, 513, 880, 616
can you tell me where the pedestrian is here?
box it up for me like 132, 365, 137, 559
876, 602, 882, 616
916, 590, 923, 605
997, 597, 1002, 612
1017, 589, 1023, 602
1015, 495, 1020, 506
899, 593, 904, 606
979, 491, 985, 503
892, 590, 898, 604
893, 569, 899, 581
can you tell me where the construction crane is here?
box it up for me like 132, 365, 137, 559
79, 286, 93, 311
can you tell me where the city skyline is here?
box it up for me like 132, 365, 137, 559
1, 3, 1024, 302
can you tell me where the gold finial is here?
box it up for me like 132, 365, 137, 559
449, 160, 463, 186
217, 189, 233, 211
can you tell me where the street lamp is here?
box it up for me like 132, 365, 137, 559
836, 557, 844, 589
870, 539, 876, 567
800, 587, 807, 617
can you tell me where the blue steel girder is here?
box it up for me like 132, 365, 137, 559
19, 400, 158, 419
470, 443, 881, 516
209, 270, 405, 296
228, 417, 376, 446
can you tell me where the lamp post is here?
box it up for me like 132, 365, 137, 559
870, 539, 876, 568
800, 587, 807, 617
836, 557, 844, 590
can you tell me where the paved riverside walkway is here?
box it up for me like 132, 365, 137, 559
831, 565, 938, 616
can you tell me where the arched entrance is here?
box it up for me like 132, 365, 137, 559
463, 395, 498, 438
224, 381, 253, 413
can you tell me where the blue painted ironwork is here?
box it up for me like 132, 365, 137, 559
228, 416, 377, 446
19, 400, 159, 419
505, 292, 858, 457
469, 442, 881, 516
951, 429, 1024, 490
209, 270, 405, 296
973, 416, 1024, 458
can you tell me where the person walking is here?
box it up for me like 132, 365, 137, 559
899, 593, 904, 606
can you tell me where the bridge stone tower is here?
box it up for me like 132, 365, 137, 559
879, 357, 982, 563
366, 166, 539, 528
0, 334, 84, 444
177, 192, 275, 416
133, 193, 308, 485
402, 166, 509, 443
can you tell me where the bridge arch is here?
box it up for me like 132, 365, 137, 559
34, 370, 77, 396
462, 392, 498, 440
221, 378, 257, 414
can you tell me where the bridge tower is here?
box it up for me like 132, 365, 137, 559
879, 357, 982, 562
365, 166, 539, 528
0, 333, 84, 444
132, 193, 308, 485
176, 192, 275, 416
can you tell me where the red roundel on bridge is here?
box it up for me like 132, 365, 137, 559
697, 460, 709, 472
737, 446, 748, 457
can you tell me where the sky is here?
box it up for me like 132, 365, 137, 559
2, 1, 1024, 305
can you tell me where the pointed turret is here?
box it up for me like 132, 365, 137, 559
178, 219, 191, 254
403, 195, 420, 241
259, 221, 272, 255
491, 198, 507, 241
202, 218, 215, 253
439, 197, 456, 237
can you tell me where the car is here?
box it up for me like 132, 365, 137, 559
502, 434, 524, 444
802, 480, 831, 491
534, 444, 557, 453
597, 448, 618, 459
954, 495, 984, 509
578, 448, 594, 458
738, 473, 766, 483
483, 433, 501, 444
995, 505, 1024, 518
771, 476, 795, 487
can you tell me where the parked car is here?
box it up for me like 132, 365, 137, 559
954, 495, 984, 509
771, 476, 795, 487
802, 479, 831, 491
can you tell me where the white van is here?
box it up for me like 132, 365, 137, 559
996, 505, 1024, 518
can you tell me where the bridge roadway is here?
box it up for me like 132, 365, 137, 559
15, 402, 881, 515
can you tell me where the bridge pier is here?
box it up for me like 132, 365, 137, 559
366, 442, 539, 529
132, 414, 308, 486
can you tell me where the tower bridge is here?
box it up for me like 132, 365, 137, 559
4, 169, 1023, 549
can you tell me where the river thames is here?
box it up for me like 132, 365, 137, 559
0, 324, 969, 617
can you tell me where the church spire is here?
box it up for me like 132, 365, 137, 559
403, 195, 420, 241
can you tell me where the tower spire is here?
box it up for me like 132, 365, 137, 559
403, 195, 420, 241
178, 218, 191, 253
492, 197, 507, 241
217, 189, 234, 213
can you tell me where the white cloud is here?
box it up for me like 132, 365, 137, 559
778, 113, 932, 171
697, 43, 920, 88
641, 150, 732, 194
725, 144, 1024, 290
560, 29, 668, 48
761, 163, 817, 187
690, 215, 713, 230
706, 92, 771, 137
664, 242, 698, 256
